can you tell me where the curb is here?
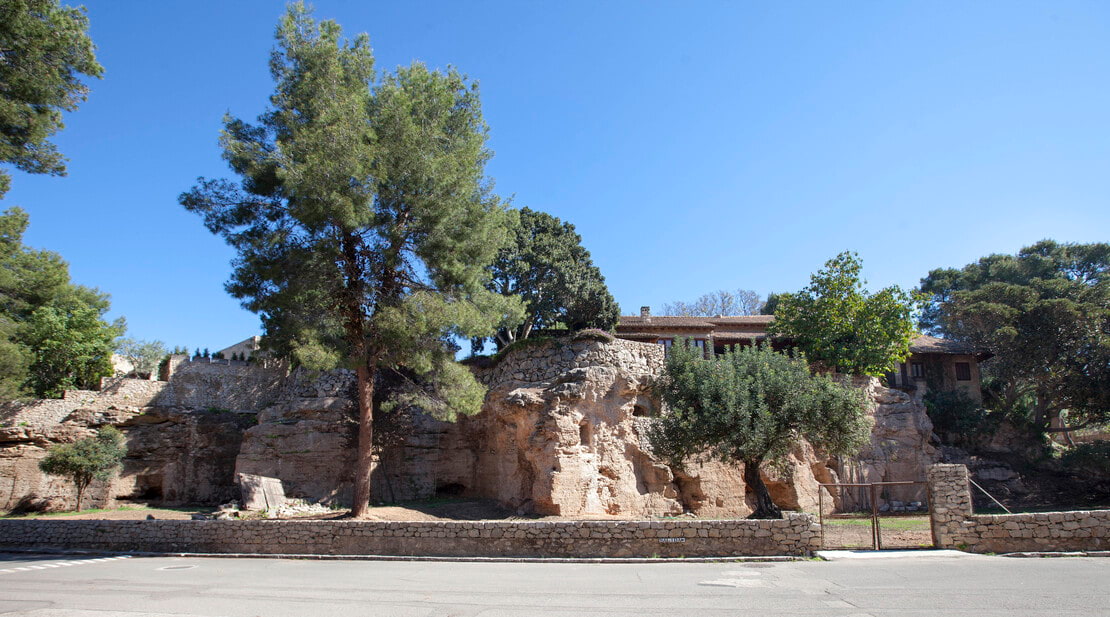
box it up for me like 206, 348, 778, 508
1000, 551, 1110, 559
0, 547, 807, 564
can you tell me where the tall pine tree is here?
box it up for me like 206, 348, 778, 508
181, 4, 522, 517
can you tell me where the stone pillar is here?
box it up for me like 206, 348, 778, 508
926, 463, 973, 548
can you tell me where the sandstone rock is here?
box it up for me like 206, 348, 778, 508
238, 474, 288, 511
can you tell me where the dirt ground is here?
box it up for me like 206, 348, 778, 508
820, 516, 934, 549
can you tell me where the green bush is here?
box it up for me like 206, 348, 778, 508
1060, 441, 1110, 477
924, 390, 991, 439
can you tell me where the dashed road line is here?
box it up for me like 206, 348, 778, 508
0, 554, 131, 575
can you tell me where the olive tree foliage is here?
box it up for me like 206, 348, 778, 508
770, 252, 919, 376
473, 207, 618, 351
38, 425, 126, 511
649, 341, 869, 519
662, 288, 763, 317
919, 240, 1110, 435
0, 0, 103, 198
115, 338, 167, 378
0, 207, 122, 399
180, 4, 522, 517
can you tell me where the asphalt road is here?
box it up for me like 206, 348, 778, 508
0, 551, 1107, 617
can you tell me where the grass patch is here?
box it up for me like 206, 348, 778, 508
823, 515, 930, 531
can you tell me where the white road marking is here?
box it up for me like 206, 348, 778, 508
0, 555, 131, 575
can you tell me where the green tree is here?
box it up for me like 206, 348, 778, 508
115, 338, 167, 378
649, 341, 869, 519
760, 292, 785, 315
38, 425, 126, 511
662, 288, 763, 317
919, 240, 1110, 435
0, 0, 103, 198
0, 207, 122, 399
475, 206, 617, 351
770, 252, 918, 376
181, 4, 522, 517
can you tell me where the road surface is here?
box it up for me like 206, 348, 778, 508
0, 551, 1106, 616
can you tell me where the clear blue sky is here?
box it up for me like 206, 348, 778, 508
5, 1, 1109, 351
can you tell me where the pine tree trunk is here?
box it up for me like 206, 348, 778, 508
350, 364, 376, 518
75, 481, 85, 512
743, 459, 782, 519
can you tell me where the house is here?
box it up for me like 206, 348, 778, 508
614, 307, 989, 402
217, 336, 263, 361
887, 335, 991, 403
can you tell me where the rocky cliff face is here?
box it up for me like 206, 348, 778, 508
2, 338, 938, 517
0, 362, 273, 512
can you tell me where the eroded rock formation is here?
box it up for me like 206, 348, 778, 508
1, 337, 938, 517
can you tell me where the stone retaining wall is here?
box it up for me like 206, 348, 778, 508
0, 515, 818, 558
473, 336, 665, 388
927, 464, 1110, 553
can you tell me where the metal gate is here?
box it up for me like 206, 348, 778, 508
818, 481, 933, 550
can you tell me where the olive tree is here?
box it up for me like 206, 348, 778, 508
649, 341, 869, 519
39, 425, 126, 511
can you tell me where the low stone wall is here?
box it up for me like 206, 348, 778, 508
928, 464, 1110, 553
0, 515, 818, 558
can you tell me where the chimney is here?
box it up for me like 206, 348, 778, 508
640, 306, 651, 318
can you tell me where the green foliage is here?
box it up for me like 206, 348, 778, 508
0, 207, 122, 399
38, 425, 126, 511
761, 293, 785, 315
180, 4, 523, 512
0, 0, 103, 198
770, 252, 919, 376
663, 289, 763, 316
649, 341, 869, 518
1059, 441, 1110, 477
919, 240, 1110, 432
475, 206, 616, 351
924, 390, 991, 441
115, 338, 167, 377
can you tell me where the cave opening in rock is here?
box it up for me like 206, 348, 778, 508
579, 421, 592, 448
632, 404, 649, 417
435, 482, 466, 497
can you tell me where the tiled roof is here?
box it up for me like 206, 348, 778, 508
909, 335, 979, 355
617, 315, 775, 329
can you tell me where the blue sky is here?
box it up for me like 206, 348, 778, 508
5, 1, 1109, 351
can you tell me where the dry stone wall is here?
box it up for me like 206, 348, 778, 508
928, 464, 1110, 553
0, 514, 819, 557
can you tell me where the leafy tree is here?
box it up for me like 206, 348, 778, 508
649, 341, 869, 519
475, 206, 617, 351
181, 4, 522, 517
22, 298, 121, 397
770, 252, 918, 376
662, 288, 763, 317
0, 0, 103, 198
919, 240, 1110, 435
38, 425, 126, 511
115, 338, 167, 378
0, 207, 121, 399
760, 292, 785, 315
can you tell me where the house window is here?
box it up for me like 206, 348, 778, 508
659, 339, 673, 353
911, 363, 925, 379
955, 362, 971, 381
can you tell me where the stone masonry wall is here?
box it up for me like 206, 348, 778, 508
927, 464, 1110, 553
0, 514, 818, 558
1, 378, 168, 431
